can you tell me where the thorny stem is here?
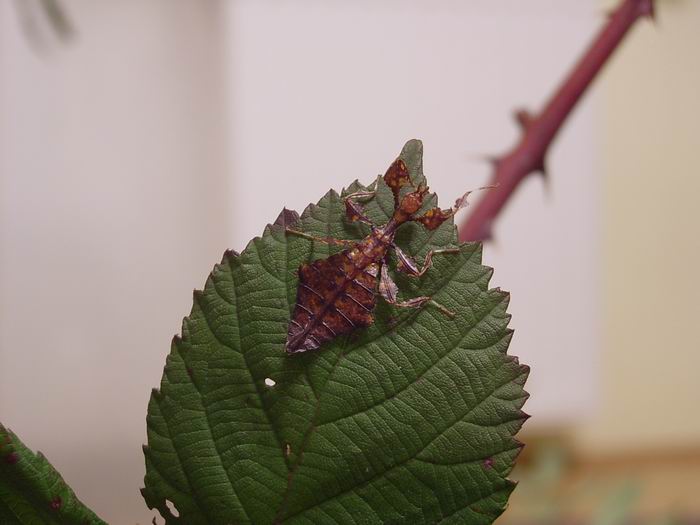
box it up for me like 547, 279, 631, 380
458, 0, 654, 242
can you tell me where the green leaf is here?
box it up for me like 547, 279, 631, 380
0, 423, 106, 525
143, 139, 529, 524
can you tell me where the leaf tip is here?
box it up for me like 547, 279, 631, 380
513, 438, 526, 451
516, 363, 531, 383
342, 179, 366, 197
223, 248, 240, 262
273, 208, 300, 228
151, 388, 163, 402
399, 138, 424, 159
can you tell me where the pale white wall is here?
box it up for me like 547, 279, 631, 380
226, 0, 601, 426
0, 1, 607, 523
575, 1, 700, 454
0, 1, 229, 523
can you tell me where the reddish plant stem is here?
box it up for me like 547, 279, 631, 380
458, 0, 654, 242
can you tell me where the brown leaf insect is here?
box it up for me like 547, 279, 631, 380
285, 157, 483, 354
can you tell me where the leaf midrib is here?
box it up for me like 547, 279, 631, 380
273, 243, 486, 522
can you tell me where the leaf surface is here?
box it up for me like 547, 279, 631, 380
0, 423, 106, 525
142, 140, 529, 524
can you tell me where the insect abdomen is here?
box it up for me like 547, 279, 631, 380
286, 251, 379, 353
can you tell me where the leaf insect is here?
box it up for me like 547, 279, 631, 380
285, 158, 483, 354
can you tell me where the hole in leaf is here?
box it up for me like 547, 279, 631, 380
165, 499, 179, 517
264, 377, 276, 387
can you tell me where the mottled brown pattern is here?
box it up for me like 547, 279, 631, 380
285, 153, 475, 354
415, 207, 451, 231
383, 158, 411, 206
286, 251, 378, 353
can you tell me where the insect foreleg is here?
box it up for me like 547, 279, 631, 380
285, 228, 355, 247
343, 189, 376, 226
415, 185, 497, 230
393, 244, 460, 278
379, 262, 455, 318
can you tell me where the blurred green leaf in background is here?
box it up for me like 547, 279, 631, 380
0, 423, 106, 524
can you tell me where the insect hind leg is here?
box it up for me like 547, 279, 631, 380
378, 262, 455, 318
393, 244, 460, 278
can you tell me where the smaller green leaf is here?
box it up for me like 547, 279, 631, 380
0, 423, 106, 525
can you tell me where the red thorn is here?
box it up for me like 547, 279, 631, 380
50, 496, 62, 511
489, 157, 504, 171
5, 452, 18, 465
513, 108, 535, 130
468, 153, 502, 169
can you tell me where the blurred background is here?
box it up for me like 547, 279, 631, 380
0, 1, 698, 523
